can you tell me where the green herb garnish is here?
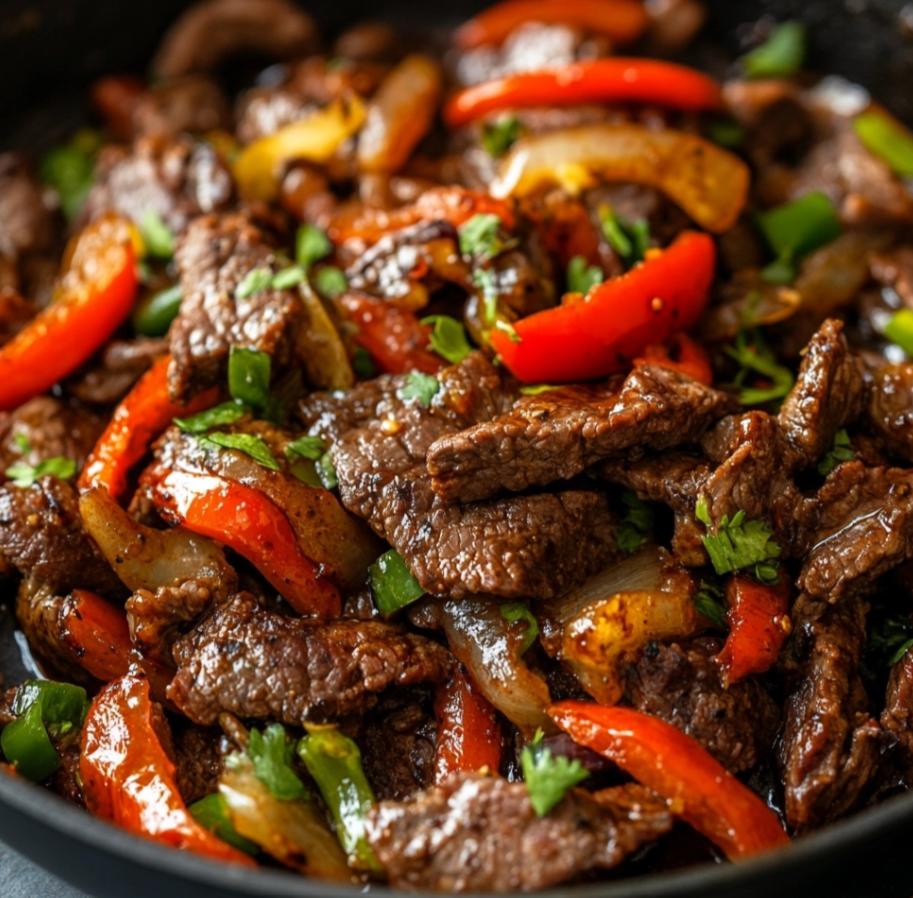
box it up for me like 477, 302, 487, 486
370, 548, 426, 615
202, 432, 280, 471
694, 580, 728, 630
481, 116, 524, 157
566, 255, 604, 295
599, 207, 650, 268
521, 729, 589, 817
235, 267, 274, 300
174, 401, 246, 434
5, 456, 77, 489
314, 266, 348, 299
140, 209, 176, 259
228, 346, 271, 411
740, 20, 806, 79
398, 372, 440, 406
296, 223, 333, 269
271, 265, 307, 290
421, 315, 474, 365
616, 491, 655, 555
854, 109, 913, 178
696, 498, 781, 585
500, 602, 539, 655
817, 429, 855, 476
725, 328, 795, 406
285, 435, 327, 462
245, 724, 308, 801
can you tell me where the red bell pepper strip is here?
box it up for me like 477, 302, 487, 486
81, 673, 256, 865
491, 231, 716, 384
60, 589, 173, 704
634, 333, 714, 385
444, 59, 724, 128
549, 701, 790, 859
340, 294, 445, 375
151, 470, 342, 618
455, 0, 649, 49
715, 575, 792, 687
79, 355, 220, 501
0, 213, 139, 412
433, 667, 503, 783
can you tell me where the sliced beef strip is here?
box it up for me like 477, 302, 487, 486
428, 364, 733, 505
65, 337, 168, 406
777, 319, 865, 470
169, 720, 226, 805
779, 595, 888, 833
131, 75, 232, 141
882, 650, 913, 786
0, 477, 124, 598
0, 153, 57, 261
365, 774, 672, 893
864, 363, 913, 466
169, 592, 453, 725
168, 212, 305, 401
298, 376, 398, 444
333, 354, 618, 599
625, 637, 779, 774
82, 136, 233, 236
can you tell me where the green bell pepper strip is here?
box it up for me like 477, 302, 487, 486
1, 703, 61, 782
189, 793, 260, 856
369, 549, 426, 615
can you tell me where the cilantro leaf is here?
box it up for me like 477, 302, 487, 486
296, 223, 333, 269
481, 116, 524, 158
203, 432, 280, 471
500, 602, 539, 655
696, 498, 781, 584
598, 207, 650, 268
459, 214, 511, 262
314, 266, 348, 299
724, 328, 795, 406
317, 451, 338, 490
271, 265, 307, 290
174, 401, 246, 434
472, 268, 500, 325
228, 347, 271, 411
817, 429, 855, 476
616, 491, 654, 555
247, 724, 308, 801
694, 580, 728, 630
235, 267, 274, 300
140, 209, 175, 259
868, 614, 913, 667
285, 435, 327, 462
5, 456, 77, 488
13, 433, 31, 454
566, 256, 604, 295
421, 315, 474, 365
398, 372, 440, 406
521, 730, 589, 817
740, 20, 806, 80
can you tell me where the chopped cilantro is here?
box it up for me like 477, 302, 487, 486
314, 266, 348, 299
706, 119, 746, 149
724, 328, 795, 406
235, 267, 274, 300
203, 432, 280, 471
869, 614, 913, 667
174, 401, 246, 434
5, 456, 77, 489
694, 580, 728, 630
818, 429, 855, 476
500, 602, 539, 655
228, 347, 271, 411
370, 548, 426, 615
317, 450, 338, 490
884, 309, 913, 357
566, 255, 604, 295
459, 213, 511, 262
696, 498, 781, 584
13, 433, 31, 454
521, 730, 589, 817
140, 209, 175, 259
599, 207, 650, 268
285, 435, 327, 462
398, 372, 440, 406
740, 20, 806, 79
481, 116, 524, 157
755, 193, 841, 274
271, 265, 307, 290
473, 267, 500, 324
39, 144, 95, 220
296, 223, 333, 269
520, 384, 560, 396
421, 315, 474, 365
616, 491, 654, 555
246, 724, 308, 801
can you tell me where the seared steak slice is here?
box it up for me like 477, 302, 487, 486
0, 153, 57, 261
169, 212, 305, 401
625, 638, 779, 774
779, 596, 887, 832
882, 650, 913, 786
864, 363, 913, 466
365, 775, 672, 892
169, 592, 453, 724
427, 364, 733, 504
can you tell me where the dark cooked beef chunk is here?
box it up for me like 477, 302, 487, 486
169, 592, 453, 725
131, 75, 232, 141
428, 365, 733, 504
779, 596, 888, 832
797, 463, 913, 601
777, 319, 864, 469
169, 213, 305, 401
882, 651, 913, 786
332, 354, 617, 599
83, 136, 233, 235
0, 153, 57, 261
0, 478, 123, 598
625, 638, 779, 773
864, 363, 913, 465
359, 688, 437, 801
365, 775, 672, 892
65, 337, 167, 406
170, 720, 226, 805
298, 376, 398, 444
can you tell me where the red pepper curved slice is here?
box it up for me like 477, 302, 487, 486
715, 575, 792, 687
445, 59, 723, 128
491, 231, 716, 384
79, 355, 221, 501
151, 470, 341, 619
81, 673, 255, 865
433, 667, 503, 783
549, 701, 790, 860
340, 294, 445, 375
455, 0, 649, 49
634, 333, 714, 385
60, 589, 173, 704
0, 214, 139, 412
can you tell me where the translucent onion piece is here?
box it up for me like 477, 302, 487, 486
296, 280, 355, 391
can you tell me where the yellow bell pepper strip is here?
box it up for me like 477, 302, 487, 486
445, 59, 723, 128
81, 673, 256, 865
455, 0, 649, 49
234, 96, 367, 202
0, 213, 139, 412
490, 231, 716, 384
490, 123, 750, 233
549, 702, 791, 859
150, 470, 342, 619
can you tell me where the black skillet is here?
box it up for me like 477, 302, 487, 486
1, 1, 913, 896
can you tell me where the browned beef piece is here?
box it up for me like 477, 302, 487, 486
298, 376, 398, 443
779, 596, 888, 832
428, 365, 733, 505
169, 212, 304, 401
333, 354, 618, 599
0, 396, 105, 475
170, 721, 225, 805
65, 337, 168, 406
0, 289, 36, 346
778, 319, 865, 469
0, 478, 123, 598
864, 363, 913, 465
131, 75, 232, 141
797, 463, 913, 601
365, 775, 672, 892
83, 136, 233, 235
0, 153, 57, 261
359, 688, 437, 801
871, 247, 913, 307
169, 592, 453, 725
882, 650, 913, 786
626, 638, 779, 774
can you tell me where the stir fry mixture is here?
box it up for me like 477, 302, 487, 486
3, 0, 913, 889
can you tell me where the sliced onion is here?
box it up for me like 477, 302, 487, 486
219, 756, 354, 882
490, 124, 750, 233
296, 280, 355, 391
436, 597, 554, 737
